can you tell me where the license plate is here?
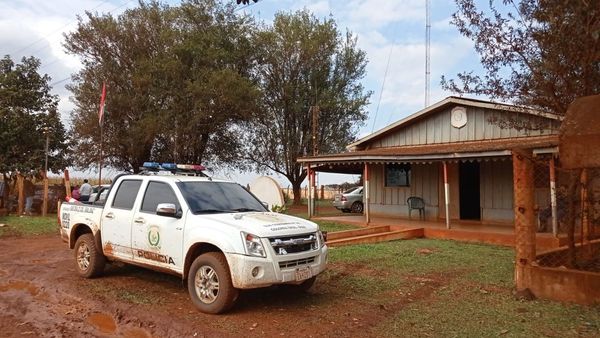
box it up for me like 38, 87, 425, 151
335, 196, 340, 201
295, 266, 312, 281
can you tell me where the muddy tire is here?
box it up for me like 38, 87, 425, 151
74, 233, 106, 278
188, 252, 239, 314
351, 201, 363, 213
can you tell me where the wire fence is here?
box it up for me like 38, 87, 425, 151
522, 153, 600, 272
281, 186, 343, 202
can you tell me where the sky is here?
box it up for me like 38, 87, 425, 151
0, 0, 484, 187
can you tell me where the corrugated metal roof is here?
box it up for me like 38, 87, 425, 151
299, 135, 558, 163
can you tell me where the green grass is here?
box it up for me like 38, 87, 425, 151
377, 282, 600, 337
319, 238, 600, 337
314, 220, 362, 233
329, 239, 514, 287
0, 215, 58, 237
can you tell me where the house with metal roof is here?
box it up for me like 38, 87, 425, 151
298, 96, 561, 230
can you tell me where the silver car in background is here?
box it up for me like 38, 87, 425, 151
332, 186, 364, 213
87, 184, 110, 204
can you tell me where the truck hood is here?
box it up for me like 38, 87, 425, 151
189, 212, 318, 237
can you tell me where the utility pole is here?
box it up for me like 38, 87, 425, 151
311, 105, 320, 212
43, 127, 49, 216
425, 0, 431, 107
311, 105, 319, 156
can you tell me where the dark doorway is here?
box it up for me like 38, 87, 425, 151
459, 161, 481, 220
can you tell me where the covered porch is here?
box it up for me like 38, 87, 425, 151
298, 135, 563, 248
317, 214, 567, 251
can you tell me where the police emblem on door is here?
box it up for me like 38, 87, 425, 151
148, 226, 161, 248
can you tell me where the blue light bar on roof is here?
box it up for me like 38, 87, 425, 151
143, 162, 160, 169
161, 163, 177, 170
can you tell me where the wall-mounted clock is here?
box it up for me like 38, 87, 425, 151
451, 106, 467, 128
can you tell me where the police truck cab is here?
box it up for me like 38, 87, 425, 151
59, 162, 328, 314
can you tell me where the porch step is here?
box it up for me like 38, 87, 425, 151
327, 227, 424, 247
326, 225, 391, 241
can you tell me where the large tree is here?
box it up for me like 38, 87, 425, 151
248, 10, 371, 204
0, 55, 68, 206
442, 0, 600, 116
64, 0, 259, 172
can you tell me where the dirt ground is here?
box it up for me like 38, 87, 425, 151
0, 234, 437, 338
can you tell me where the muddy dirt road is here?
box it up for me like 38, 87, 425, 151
0, 234, 413, 338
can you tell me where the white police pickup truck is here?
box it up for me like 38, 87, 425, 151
59, 163, 328, 314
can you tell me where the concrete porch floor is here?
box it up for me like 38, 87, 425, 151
315, 215, 565, 251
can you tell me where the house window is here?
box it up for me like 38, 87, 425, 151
385, 163, 411, 187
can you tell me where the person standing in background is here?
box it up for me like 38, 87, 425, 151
23, 177, 35, 216
79, 179, 92, 202
71, 185, 80, 200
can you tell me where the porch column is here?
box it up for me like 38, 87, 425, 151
364, 162, 370, 224
443, 161, 450, 229
549, 157, 558, 237
581, 168, 591, 255
306, 163, 312, 218
513, 148, 536, 292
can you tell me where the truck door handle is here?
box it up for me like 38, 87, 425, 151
134, 218, 145, 224
105, 213, 114, 219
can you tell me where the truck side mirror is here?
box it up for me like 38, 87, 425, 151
261, 201, 269, 210
156, 203, 179, 218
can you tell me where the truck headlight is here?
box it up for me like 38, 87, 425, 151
241, 232, 266, 257
317, 230, 326, 247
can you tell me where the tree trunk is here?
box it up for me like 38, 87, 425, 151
292, 180, 302, 206
0, 173, 9, 209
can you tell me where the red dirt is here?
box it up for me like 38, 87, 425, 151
0, 234, 444, 337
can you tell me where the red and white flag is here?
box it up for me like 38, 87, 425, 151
98, 82, 106, 126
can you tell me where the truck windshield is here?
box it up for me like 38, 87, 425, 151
176, 181, 267, 214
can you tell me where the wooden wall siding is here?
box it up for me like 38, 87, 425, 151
372, 107, 559, 148
368, 163, 439, 219
480, 160, 514, 222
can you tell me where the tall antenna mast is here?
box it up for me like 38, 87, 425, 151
425, 0, 431, 107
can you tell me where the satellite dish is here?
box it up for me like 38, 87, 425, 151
249, 176, 285, 212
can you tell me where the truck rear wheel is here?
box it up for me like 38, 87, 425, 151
74, 233, 106, 278
188, 252, 238, 314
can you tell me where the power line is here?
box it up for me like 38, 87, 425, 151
50, 76, 71, 87
371, 42, 394, 133
42, 0, 256, 89
10, 0, 111, 56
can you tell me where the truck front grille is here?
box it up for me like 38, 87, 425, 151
269, 233, 317, 255
279, 256, 316, 269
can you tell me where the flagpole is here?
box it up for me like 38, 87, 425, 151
99, 122, 102, 186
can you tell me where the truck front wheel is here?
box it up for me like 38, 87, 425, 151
188, 252, 239, 314
74, 233, 106, 278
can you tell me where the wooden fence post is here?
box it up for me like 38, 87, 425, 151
42, 171, 49, 216
513, 148, 536, 292
17, 175, 25, 215
64, 169, 72, 199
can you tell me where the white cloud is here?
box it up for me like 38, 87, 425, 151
1, 0, 480, 186
343, 0, 425, 29
305, 0, 331, 16
1, 0, 137, 129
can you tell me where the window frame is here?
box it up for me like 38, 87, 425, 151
140, 181, 181, 215
384, 163, 411, 187
111, 179, 143, 210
